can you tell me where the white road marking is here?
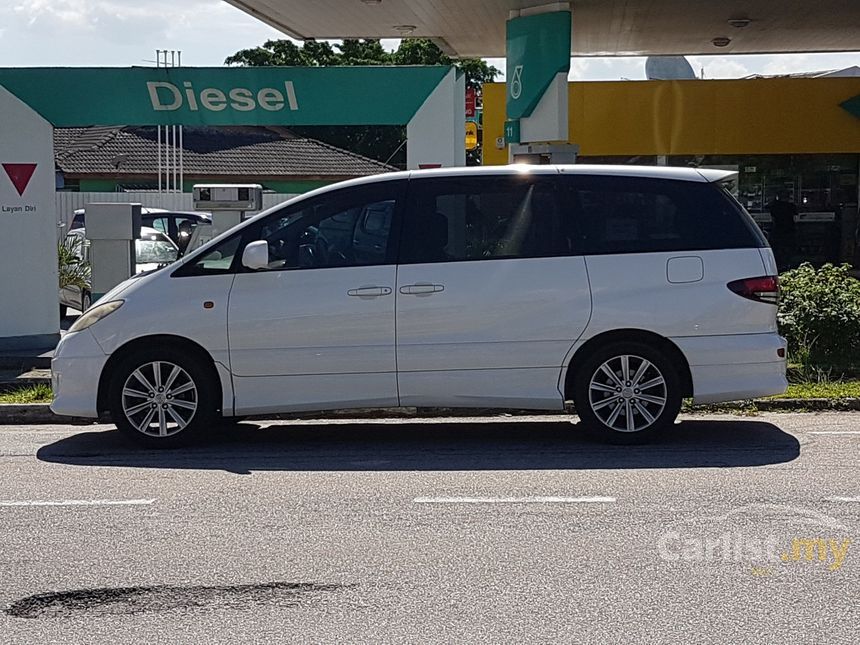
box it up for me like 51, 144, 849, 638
0, 498, 155, 507
414, 496, 616, 504
808, 431, 860, 435
825, 497, 860, 503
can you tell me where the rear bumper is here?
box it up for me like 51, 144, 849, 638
672, 333, 787, 404
50, 329, 107, 418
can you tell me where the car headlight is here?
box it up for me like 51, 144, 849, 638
68, 300, 124, 333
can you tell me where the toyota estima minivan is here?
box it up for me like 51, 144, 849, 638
51, 165, 787, 445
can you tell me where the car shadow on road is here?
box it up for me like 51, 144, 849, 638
36, 418, 800, 474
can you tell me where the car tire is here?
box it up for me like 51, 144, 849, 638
572, 341, 681, 444
81, 292, 92, 313
108, 347, 217, 448
59, 304, 67, 319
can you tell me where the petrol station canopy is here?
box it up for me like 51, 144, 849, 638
224, 0, 860, 58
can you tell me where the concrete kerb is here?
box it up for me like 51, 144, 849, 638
1, 399, 859, 426
0, 404, 95, 425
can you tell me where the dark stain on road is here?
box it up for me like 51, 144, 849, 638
5, 581, 353, 619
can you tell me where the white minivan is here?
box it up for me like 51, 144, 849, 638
51, 165, 787, 445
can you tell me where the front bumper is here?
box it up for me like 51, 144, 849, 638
50, 329, 108, 418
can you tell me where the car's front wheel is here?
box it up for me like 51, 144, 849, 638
109, 348, 216, 447
572, 341, 681, 444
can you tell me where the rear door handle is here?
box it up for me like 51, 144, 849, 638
399, 283, 445, 295
347, 286, 392, 297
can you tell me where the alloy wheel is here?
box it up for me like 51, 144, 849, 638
121, 361, 198, 437
588, 354, 667, 433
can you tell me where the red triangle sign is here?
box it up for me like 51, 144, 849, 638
2, 163, 37, 197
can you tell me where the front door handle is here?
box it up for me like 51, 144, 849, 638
399, 283, 445, 295
347, 286, 392, 297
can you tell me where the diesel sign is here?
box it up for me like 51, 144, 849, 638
146, 81, 299, 113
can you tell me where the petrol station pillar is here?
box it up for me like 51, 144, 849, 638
0, 85, 59, 350
504, 3, 578, 163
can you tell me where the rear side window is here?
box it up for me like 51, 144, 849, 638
399, 175, 567, 263
564, 176, 766, 255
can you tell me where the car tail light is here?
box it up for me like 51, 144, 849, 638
727, 275, 779, 304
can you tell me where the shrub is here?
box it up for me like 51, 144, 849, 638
58, 236, 91, 291
777, 263, 860, 369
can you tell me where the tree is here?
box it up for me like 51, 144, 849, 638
225, 38, 387, 67
225, 38, 499, 167
390, 39, 499, 96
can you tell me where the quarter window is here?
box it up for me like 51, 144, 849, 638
182, 236, 241, 273
565, 176, 765, 254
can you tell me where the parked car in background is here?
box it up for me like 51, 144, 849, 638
59, 226, 179, 317
51, 165, 787, 446
69, 208, 211, 255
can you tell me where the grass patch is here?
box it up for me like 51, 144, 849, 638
682, 379, 860, 414
768, 380, 860, 400
0, 384, 53, 404
682, 399, 760, 415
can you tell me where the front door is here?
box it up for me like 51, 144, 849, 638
227, 180, 405, 415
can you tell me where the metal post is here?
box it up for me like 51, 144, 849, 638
170, 51, 177, 192
156, 50, 162, 192
178, 51, 183, 194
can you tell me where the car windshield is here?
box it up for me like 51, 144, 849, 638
135, 236, 178, 264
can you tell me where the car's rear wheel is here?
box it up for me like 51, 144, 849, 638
572, 341, 681, 444
109, 348, 216, 447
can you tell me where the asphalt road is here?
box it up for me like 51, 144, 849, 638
0, 412, 858, 644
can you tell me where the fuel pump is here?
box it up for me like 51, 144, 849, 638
187, 184, 263, 252
85, 203, 141, 301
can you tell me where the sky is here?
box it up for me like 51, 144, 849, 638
2, 0, 859, 80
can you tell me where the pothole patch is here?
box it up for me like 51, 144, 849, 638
5, 581, 352, 619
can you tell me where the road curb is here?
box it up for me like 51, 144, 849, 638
743, 397, 860, 411
1, 398, 859, 425
0, 404, 94, 425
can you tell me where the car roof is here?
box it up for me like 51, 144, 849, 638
73, 208, 211, 218
405, 164, 735, 183
142, 210, 212, 218
289, 164, 734, 198
72, 225, 167, 239
74, 207, 168, 216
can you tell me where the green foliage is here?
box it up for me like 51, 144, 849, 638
772, 380, 860, 399
778, 263, 860, 368
225, 37, 498, 92
225, 38, 499, 167
58, 236, 91, 291
0, 384, 52, 404
225, 39, 342, 67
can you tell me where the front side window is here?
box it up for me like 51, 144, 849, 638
399, 175, 566, 264
172, 181, 403, 277
249, 181, 403, 271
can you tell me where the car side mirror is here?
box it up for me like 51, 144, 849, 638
241, 240, 269, 270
